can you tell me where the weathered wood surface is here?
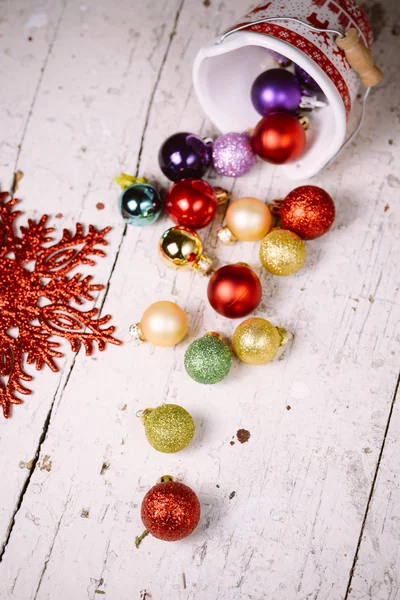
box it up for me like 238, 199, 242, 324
0, 0, 399, 598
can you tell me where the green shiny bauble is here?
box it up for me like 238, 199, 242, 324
184, 333, 232, 384
119, 183, 162, 227
143, 404, 195, 453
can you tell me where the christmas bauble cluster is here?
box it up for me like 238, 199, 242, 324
122, 62, 333, 549
119, 179, 335, 548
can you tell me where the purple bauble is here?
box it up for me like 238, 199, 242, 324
212, 132, 256, 177
158, 132, 212, 182
251, 68, 302, 116
294, 64, 322, 93
264, 49, 292, 68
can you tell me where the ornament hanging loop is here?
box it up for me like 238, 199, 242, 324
136, 408, 153, 421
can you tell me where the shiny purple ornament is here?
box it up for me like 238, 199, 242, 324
294, 64, 322, 93
251, 68, 302, 116
264, 48, 292, 68
212, 132, 256, 177
158, 132, 212, 182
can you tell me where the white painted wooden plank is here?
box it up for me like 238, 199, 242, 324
0, 0, 65, 186
0, 0, 182, 554
0, 0, 67, 551
0, 1, 399, 599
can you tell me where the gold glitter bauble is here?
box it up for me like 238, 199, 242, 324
259, 229, 305, 276
232, 318, 285, 365
142, 404, 195, 453
159, 226, 212, 274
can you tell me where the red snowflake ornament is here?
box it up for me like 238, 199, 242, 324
0, 192, 121, 418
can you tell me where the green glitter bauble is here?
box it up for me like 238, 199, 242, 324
143, 404, 195, 453
184, 334, 232, 384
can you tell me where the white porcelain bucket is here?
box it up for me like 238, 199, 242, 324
193, 0, 373, 180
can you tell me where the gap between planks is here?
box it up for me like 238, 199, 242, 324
344, 371, 400, 598
9, 0, 68, 191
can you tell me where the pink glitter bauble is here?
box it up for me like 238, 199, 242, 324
212, 132, 256, 177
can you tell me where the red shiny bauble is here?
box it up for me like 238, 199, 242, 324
141, 480, 200, 541
251, 113, 306, 164
207, 263, 262, 319
280, 185, 335, 239
165, 178, 217, 229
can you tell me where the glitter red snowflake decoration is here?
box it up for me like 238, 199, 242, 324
0, 192, 121, 418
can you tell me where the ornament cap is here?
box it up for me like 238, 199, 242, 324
297, 113, 310, 131
217, 226, 237, 245
129, 322, 145, 342
192, 254, 213, 276
157, 475, 176, 484
217, 225, 237, 246
267, 199, 284, 217
214, 187, 231, 205
277, 327, 293, 347
236, 261, 252, 269
115, 173, 148, 190
204, 331, 223, 341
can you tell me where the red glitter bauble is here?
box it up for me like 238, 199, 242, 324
165, 178, 217, 229
280, 185, 335, 240
207, 263, 262, 319
251, 113, 306, 164
141, 480, 200, 541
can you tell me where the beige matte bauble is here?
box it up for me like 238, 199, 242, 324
132, 301, 188, 347
219, 197, 271, 244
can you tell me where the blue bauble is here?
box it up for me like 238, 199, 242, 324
119, 183, 162, 226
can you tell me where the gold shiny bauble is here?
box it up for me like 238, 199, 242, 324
226, 197, 272, 242
259, 228, 305, 276
139, 301, 187, 347
232, 317, 286, 365
159, 226, 212, 274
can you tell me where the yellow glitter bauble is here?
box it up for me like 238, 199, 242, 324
232, 318, 286, 365
259, 228, 305, 276
142, 404, 195, 453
